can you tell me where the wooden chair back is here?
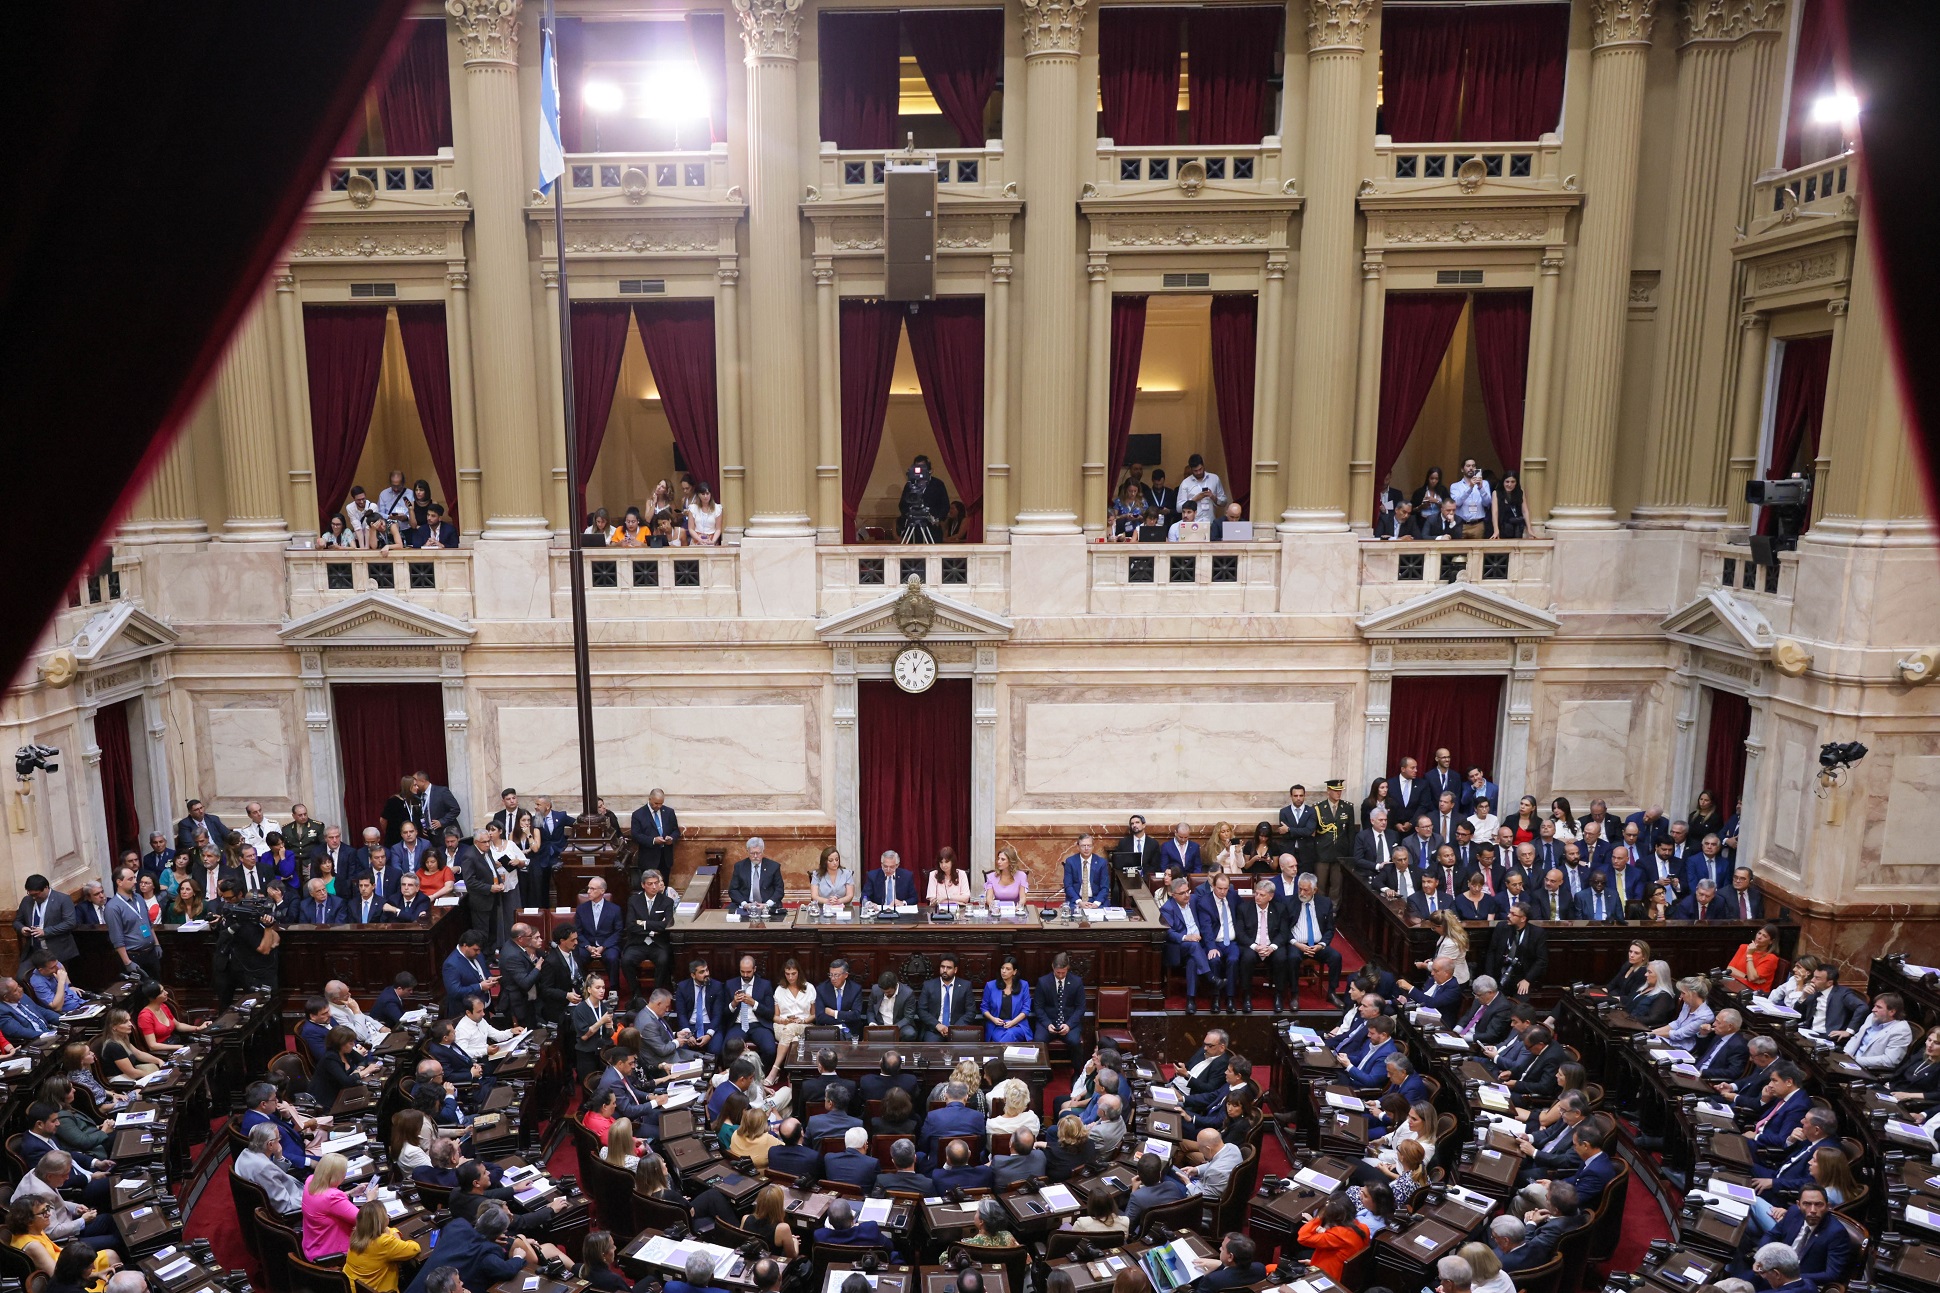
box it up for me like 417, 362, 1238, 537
1508, 1253, 1563, 1293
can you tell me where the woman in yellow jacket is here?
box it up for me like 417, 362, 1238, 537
343, 1200, 422, 1293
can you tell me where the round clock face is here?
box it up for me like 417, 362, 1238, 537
893, 646, 937, 693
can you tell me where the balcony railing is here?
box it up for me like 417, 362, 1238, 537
287, 548, 474, 619
1088, 540, 1281, 614
1358, 539, 1553, 615
1370, 134, 1564, 190
1089, 137, 1287, 199
53, 555, 144, 645
1750, 149, 1857, 234
1698, 541, 1795, 629
315, 150, 463, 213
815, 143, 1010, 199
818, 545, 1009, 615
554, 548, 739, 618
562, 144, 734, 206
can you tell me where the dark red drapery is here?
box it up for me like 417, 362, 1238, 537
304, 305, 392, 523
1379, 6, 1466, 143
1099, 8, 1185, 147
1761, 333, 1832, 534
841, 300, 905, 539
1460, 4, 1570, 141
0, 1, 410, 690
1701, 689, 1751, 822
688, 14, 730, 146
1471, 291, 1533, 473
1784, 0, 1842, 167
94, 700, 141, 863
376, 18, 452, 154
634, 300, 723, 499
1186, 6, 1283, 146
1106, 295, 1150, 487
567, 302, 633, 519
1209, 294, 1257, 510
333, 683, 448, 841
1389, 675, 1503, 790
819, 11, 903, 150
907, 9, 1005, 147
1373, 292, 1468, 511
394, 303, 460, 525
906, 298, 987, 541
858, 679, 971, 888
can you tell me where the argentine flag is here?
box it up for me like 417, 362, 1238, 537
538, 25, 566, 195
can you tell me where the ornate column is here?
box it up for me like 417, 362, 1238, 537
736, 0, 813, 536
448, 0, 548, 536
971, 645, 999, 880
439, 650, 473, 819
297, 651, 345, 827
140, 684, 173, 833
1723, 310, 1769, 525
1250, 249, 1287, 522
215, 291, 291, 540
121, 431, 207, 543
1501, 643, 1540, 806
1347, 255, 1385, 528
1808, 296, 1848, 527
1547, 0, 1657, 527
1520, 253, 1564, 521
984, 257, 1013, 541
1361, 644, 1393, 789
1736, 696, 1767, 866
1282, 0, 1372, 531
76, 708, 105, 880
541, 263, 571, 529
273, 268, 320, 537
1669, 651, 1704, 813
831, 646, 861, 867
814, 258, 841, 543
444, 262, 485, 533
1081, 253, 1111, 535
715, 257, 746, 537
1012, 0, 1089, 534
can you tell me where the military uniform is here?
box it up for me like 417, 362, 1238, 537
1315, 782, 1356, 903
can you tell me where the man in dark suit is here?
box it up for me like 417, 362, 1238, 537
140, 833, 177, 884
1423, 748, 1461, 810
859, 1052, 922, 1107
1159, 822, 1203, 879
1345, 1016, 1399, 1086
912, 957, 976, 1041
1527, 1118, 1616, 1212
1719, 1036, 1781, 1119
442, 931, 496, 1016
406, 505, 458, 548
765, 1119, 821, 1185
796, 1050, 843, 1114
1060, 835, 1111, 908
400, 1209, 529, 1293
173, 799, 229, 856
1692, 1009, 1750, 1082
1188, 1233, 1265, 1293
862, 852, 919, 907
459, 829, 503, 944
1507, 1026, 1565, 1103
1416, 500, 1460, 539
536, 927, 583, 1025
1624, 806, 1672, 854
1034, 953, 1088, 1065
411, 771, 462, 838
728, 837, 784, 910
1189, 873, 1242, 1011
1684, 834, 1732, 892
1233, 884, 1290, 1014
1748, 1064, 1811, 1153
574, 875, 623, 984
1795, 963, 1868, 1038
498, 923, 543, 1027
722, 954, 776, 1068
1376, 844, 1420, 901
865, 970, 917, 1035
1147, 468, 1176, 520
1352, 808, 1399, 879
622, 869, 676, 1000
1725, 866, 1765, 921
1570, 869, 1624, 923
930, 1138, 992, 1192
1671, 879, 1731, 922
1375, 500, 1415, 539
297, 878, 347, 926
1765, 1186, 1853, 1288
1754, 1108, 1841, 1199
814, 959, 865, 1038
1281, 868, 1345, 1003
807, 1090, 864, 1145
524, 795, 569, 907
1400, 957, 1464, 1017
672, 960, 725, 1057
1488, 902, 1548, 996
1452, 976, 1515, 1045
1126, 1151, 1188, 1229
1406, 872, 1453, 921
1175, 1029, 1231, 1103
73, 880, 108, 928
1391, 756, 1429, 825
346, 875, 389, 926
1402, 815, 1440, 871
628, 790, 680, 882
1274, 785, 1318, 868
989, 1128, 1044, 1189
12, 875, 76, 978
921, 1083, 985, 1160
1115, 814, 1164, 880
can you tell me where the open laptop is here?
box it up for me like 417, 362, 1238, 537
1217, 520, 1254, 540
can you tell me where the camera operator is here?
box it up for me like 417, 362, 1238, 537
897, 455, 950, 545
1449, 458, 1494, 539
221, 895, 281, 1004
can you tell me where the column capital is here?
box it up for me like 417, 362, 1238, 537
1726, 0, 1787, 38
1590, 0, 1657, 49
1360, 258, 1384, 280
1827, 296, 1850, 317
721, 263, 745, 287
1306, 0, 1373, 52
445, 0, 522, 65
272, 267, 296, 293
735, 0, 804, 59
1086, 253, 1110, 282
1020, 0, 1088, 56
1738, 309, 1765, 330
1677, 0, 1735, 44
1540, 254, 1565, 275
989, 259, 1014, 285
446, 265, 471, 289
540, 265, 559, 289
810, 265, 833, 287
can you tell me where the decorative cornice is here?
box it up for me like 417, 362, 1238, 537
734, 0, 803, 59
1020, 0, 1088, 56
445, 0, 520, 65
1306, 0, 1372, 51
1590, 0, 1657, 48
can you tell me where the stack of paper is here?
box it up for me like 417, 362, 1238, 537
1040, 1183, 1079, 1211
1005, 1045, 1038, 1062
858, 1198, 893, 1224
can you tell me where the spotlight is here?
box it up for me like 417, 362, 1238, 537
582, 81, 625, 115
632, 63, 708, 121
1810, 92, 1860, 126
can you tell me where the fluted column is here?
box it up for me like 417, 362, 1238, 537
1547, 0, 1657, 527
1521, 253, 1564, 522
1282, 0, 1372, 532
1082, 254, 1111, 535
273, 268, 319, 537
448, 0, 548, 536
813, 259, 841, 543
1347, 255, 1385, 528
215, 292, 290, 540
122, 427, 207, 542
1250, 250, 1287, 522
1814, 216, 1906, 532
540, 264, 571, 528
715, 258, 746, 537
1013, 0, 1089, 534
736, 0, 812, 535
1723, 310, 1769, 525
1809, 296, 1849, 528
985, 257, 1013, 541
445, 263, 484, 533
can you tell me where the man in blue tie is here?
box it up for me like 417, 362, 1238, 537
1061, 834, 1111, 909
301, 878, 346, 926
441, 931, 496, 1016
349, 875, 386, 925
1570, 869, 1622, 923
1286, 870, 1344, 1004
0, 978, 60, 1044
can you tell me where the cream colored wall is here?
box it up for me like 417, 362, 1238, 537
1126, 294, 1223, 488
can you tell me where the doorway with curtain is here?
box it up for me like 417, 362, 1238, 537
332, 683, 449, 841
94, 698, 142, 865
857, 679, 971, 892
1387, 675, 1504, 794
1701, 688, 1751, 821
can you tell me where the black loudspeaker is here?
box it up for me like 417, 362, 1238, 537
884, 161, 936, 302
1749, 535, 1778, 567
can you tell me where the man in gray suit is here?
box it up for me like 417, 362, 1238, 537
869, 971, 917, 1037
991, 1127, 1047, 1188
13, 876, 77, 978
635, 988, 696, 1076
912, 957, 977, 1042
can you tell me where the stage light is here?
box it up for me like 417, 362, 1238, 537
582, 81, 625, 115
1810, 92, 1859, 126
632, 63, 709, 121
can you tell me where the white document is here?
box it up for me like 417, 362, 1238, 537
858, 1198, 893, 1224
1005, 1045, 1039, 1062
1041, 1183, 1080, 1211
1293, 1166, 1340, 1192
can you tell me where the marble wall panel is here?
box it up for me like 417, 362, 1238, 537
1878, 754, 1940, 877
191, 694, 301, 812
1549, 700, 1633, 797
1767, 726, 1816, 879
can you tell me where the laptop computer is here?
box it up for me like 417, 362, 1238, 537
1217, 520, 1254, 540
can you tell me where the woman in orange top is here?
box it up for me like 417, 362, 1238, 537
415, 853, 455, 901
1727, 922, 1782, 993
1295, 1193, 1369, 1283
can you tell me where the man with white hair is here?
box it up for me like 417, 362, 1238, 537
325, 980, 389, 1048
729, 837, 783, 910
107, 1275, 150, 1293
864, 850, 917, 907
234, 1122, 304, 1216
1489, 1215, 1543, 1272
1088, 1093, 1127, 1155
1751, 1243, 1810, 1293
1436, 1256, 1473, 1293
12, 1149, 121, 1245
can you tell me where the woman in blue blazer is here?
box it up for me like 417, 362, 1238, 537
981, 956, 1034, 1043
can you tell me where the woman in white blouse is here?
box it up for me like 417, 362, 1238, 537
686, 482, 723, 546
1466, 799, 1500, 841
1419, 911, 1472, 983
1548, 797, 1579, 841
1764, 954, 1821, 1010
983, 1078, 1041, 1137
1210, 822, 1245, 874
928, 848, 971, 905
766, 958, 815, 1085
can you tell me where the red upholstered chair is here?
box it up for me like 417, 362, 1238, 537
1096, 988, 1138, 1057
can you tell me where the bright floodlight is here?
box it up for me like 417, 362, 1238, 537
1810, 92, 1859, 126
633, 63, 709, 121
582, 81, 626, 115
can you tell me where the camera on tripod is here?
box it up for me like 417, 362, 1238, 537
1745, 475, 1811, 565
13, 745, 58, 780
898, 460, 941, 544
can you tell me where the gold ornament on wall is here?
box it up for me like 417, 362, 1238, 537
894, 575, 937, 641
38, 650, 77, 689
1895, 647, 1940, 687
1771, 637, 1812, 677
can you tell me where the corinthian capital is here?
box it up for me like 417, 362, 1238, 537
735, 0, 804, 59
1020, 0, 1088, 56
1591, 0, 1657, 47
445, 0, 521, 65
1307, 0, 1373, 51
1678, 0, 1734, 43
1726, 0, 1787, 38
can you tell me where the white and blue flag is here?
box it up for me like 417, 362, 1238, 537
537, 24, 566, 195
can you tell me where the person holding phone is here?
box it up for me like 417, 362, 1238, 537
1450, 458, 1494, 539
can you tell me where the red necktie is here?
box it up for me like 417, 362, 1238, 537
1739, 892, 1750, 919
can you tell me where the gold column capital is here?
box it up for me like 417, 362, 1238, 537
1726, 0, 1788, 38
1827, 296, 1850, 317
1306, 0, 1373, 52
736, 0, 803, 58
445, 0, 520, 65
1021, 0, 1089, 57
1677, 0, 1735, 44
1590, 0, 1658, 49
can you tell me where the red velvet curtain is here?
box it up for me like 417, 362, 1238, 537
1106, 295, 1150, 488
687, 14, 730, 146
1373, 293, 1468, 514
333, 683, 448, 841
906, 298, 987, 541
94, 700, 141, 863
907, 9, 1005, 147
858, 679, 971, 888
1186, 6, 1283, 146
1784, 0, 1841, 167
1460, 4, 1570, 141
304, 305, 392, 523
1471, 291, 1532, 474
1761, 333, 1832, 534
819, 11, 903, 149
841, 300, 905, 539
1379, 7, 1466, 143
1702, 689, 1752, 821
1209, 295, 1257, 511
567, 302, 633, 519
634, 300, 723, 499
394, 303, 460, 525
376, 18, 452, 154
1099, 8, 1185, 146
1389, 675, 1503, 789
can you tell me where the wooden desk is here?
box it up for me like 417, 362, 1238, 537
780, 1042, 1052, 1089
922, 1267, 1010, 1293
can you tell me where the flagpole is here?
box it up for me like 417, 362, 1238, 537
543, 0, 602, 833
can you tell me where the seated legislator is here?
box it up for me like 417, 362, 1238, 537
1727, 923, 1782, 993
